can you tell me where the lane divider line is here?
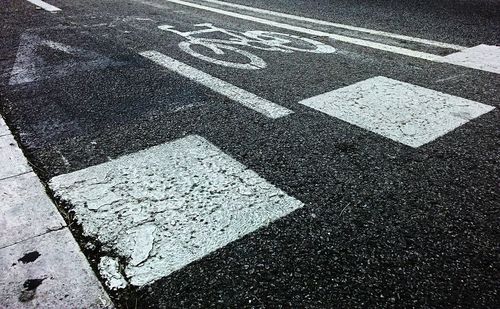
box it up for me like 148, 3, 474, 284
143, 0, 444, 62
140, 50, 293, 119
198, 0, 466, 51
25, 0, 61, 12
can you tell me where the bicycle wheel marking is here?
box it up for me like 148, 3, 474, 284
159, 23, 336, 70
179, 41, 267, 70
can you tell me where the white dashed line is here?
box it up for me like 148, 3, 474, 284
140, 51, 293, 119
299, 76, 495, 148
443, 44, 500, 74
198, 0, 466, 51
50, 135, 304, 287
25, 0, 61, 12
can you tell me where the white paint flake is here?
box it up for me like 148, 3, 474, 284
444, 44, 500, 74
140, 51, 293, 119
50, 135, 304, 287
98, 256, 128, 290
129, 225, 156, 266
299, 76, 495, 148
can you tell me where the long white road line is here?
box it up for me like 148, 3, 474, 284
25, 0, 61, 12
140, 51, 293, 119
143, 0, 444, 62
198, 0, 466, 51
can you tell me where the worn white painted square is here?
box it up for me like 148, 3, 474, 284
444, 44, 500, 74
50, 135, 303, 287
0, 173, 66, 248
0, 134, 31, 179
300, 76, 495, 147
0, 117, 9, 137
0, 229, 111, 308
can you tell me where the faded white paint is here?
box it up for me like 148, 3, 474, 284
140, 51, 293, 118
0, 134, 31, 180
444, 45, 500, 74
50, 135, 304, 287
198, 0, 466, 51
25, 0, 61, 12
0, 229, 112, 308
9, 33, 122, 85
0, 173, 66, 248
299, 76, 495, 147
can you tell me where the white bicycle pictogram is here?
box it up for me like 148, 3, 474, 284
159, 23, 336, 70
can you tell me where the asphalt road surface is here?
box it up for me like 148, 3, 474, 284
1, 0, 499, 307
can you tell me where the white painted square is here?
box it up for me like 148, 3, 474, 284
50, 135, 303, 287
0, 117, 9, 137
0, 134, 31, 179
0, 229, 111, 308
444, 44, 500, 74
0, 173, 66, 248
299, 76, 495, 147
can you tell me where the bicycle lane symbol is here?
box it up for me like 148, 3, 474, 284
158, 23, 337, 70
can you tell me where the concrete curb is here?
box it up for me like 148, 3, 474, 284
0, 116, 112, 308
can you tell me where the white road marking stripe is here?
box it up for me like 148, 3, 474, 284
50, 135, 304, 286
25, 0, 61, 12
198, 0, 466, 51
299, 76, 495, 148
140, 51, 293, 118
443, 44, 500, 74
146, 0, 443, 62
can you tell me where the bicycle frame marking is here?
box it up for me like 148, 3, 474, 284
159, 23, 336, 69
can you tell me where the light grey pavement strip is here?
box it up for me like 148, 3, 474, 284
140, 51, 293, 119
0, 229, 111, 308
50, 135, 304, 287
0, 134, 31, 180
0, 173, 65, 248
444, 45, 500, 75
299, 76, 495, 148
0, 117, 9, 137
0, 116, 112, 307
